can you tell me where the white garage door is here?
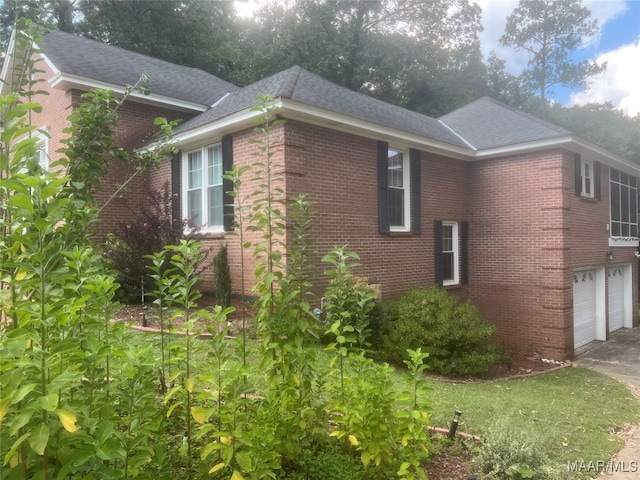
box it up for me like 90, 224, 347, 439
608, 266, 626, 332
574, 270, 597, 348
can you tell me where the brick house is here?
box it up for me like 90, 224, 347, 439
3, 29, 638, 359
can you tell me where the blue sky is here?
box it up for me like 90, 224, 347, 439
478, 0, 640, 115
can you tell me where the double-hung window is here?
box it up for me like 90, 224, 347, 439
442, 222, 459, 285
581, 160, 593, 197
387, 148, 410, 231
610, 168, 638, 238
183, 144, 224, 230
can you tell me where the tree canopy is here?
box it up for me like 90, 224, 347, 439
0, 0, 636, 162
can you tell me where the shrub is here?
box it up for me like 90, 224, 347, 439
378, 286, 504, 377
103, 182, 193, 302
477, 425, 563, 480
213, 243, 232, 308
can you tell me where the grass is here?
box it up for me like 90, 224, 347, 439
132, 329, 640, 479
423, 367, 640, 478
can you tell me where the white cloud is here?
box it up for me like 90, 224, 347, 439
570, 37, 640, 116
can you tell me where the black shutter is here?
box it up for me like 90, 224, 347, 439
575, 153, 582, 196
222, 135, 234, 232
378, 141, 390, 233
460, 221, 469, 285
594, 161, 601, 200
434, 220, 443, 286
171, 152, 181, 225
410, 148, 421, 234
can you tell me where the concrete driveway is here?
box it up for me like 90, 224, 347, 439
574, 327, 640, 479
574, 327, 640, 388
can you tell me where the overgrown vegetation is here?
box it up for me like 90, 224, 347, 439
1, 25, 637, 480
378, 286, 506, 377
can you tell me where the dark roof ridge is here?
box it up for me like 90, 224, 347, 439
278, 65, 303, 98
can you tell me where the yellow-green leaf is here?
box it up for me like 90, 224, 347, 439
0, 400, 10, 422
191, 406, 207, 424
231, 470, 244, 480
209, 462, 226, 474
185, 377, 194, 393
15, 269, 27, 281
348, 434, 359, 446
56, 409, 79, 433
361, 450, 371, 466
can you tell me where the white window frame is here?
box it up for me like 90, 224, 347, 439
33, 130, 49, 172
442, 221, 459, 286
609, 167, 638, 241
581, 160, 593, 198
388, 147, 411, 232
181, 143, 224, 232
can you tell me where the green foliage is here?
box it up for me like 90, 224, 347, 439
322, 247, 380, 351
546, 102, 640, 164
477, 424, 563, 480
213, 243, 232, 309
379, 286, 504, 377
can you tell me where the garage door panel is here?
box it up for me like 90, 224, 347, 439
608, 267, 624, 332
573, 270, 596, 348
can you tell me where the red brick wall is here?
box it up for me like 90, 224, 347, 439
124, 114, 640, 361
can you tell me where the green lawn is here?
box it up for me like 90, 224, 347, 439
424, 367, 640, 478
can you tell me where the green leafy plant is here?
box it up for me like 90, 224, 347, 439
322, 247, 378, 351
379, 286, 505, 377
477, 424, 562, 480
162, 240, 207, 479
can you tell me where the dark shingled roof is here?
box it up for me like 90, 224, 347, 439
439, 96, 572, 150
38, 30, 238, 107
176, 66, 470, 149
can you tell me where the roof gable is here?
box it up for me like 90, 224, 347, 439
38, 30, 238, 107
439, 96, 572, 150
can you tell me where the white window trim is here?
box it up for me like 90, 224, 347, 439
609, 167, 638, 241
581, 160, 593, 198
181, 143, 224, 233
442, 221, 459, 286
26, 129, 49, 173
389, 147, 411, 232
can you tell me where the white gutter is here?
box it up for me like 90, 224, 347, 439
48, 73, 210, 112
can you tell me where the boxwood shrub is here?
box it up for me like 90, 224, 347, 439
378, 286, 505, 377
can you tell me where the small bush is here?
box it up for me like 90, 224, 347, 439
477, 425, 563, 480
213, 243, 232, 308
378, 286, 504, 377
103, 183, 193, 302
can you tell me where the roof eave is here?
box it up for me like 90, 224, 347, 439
169, 98, 475, 159
473, 135, 640, 173
49, 73, 210, 113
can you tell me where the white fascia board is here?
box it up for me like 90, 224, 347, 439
473, 135, 640, 174
48, 73, 209, 112
0, 31, 17, 91
279, 99, 474, 159
143, 103, 271, 152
